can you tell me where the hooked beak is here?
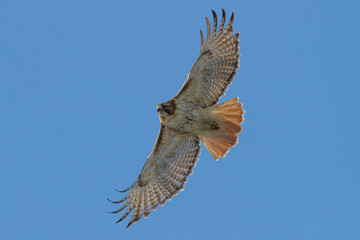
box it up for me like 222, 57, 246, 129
157, 106, 164, 112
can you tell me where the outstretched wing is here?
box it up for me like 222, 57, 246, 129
109, 124, 201, 228
175, 9, 240, 107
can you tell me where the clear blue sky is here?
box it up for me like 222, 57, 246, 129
1, 1, 359, 239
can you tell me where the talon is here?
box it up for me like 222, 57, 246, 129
209, 121, 220, 130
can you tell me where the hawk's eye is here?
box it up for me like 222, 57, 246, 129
157, 105, 165, 113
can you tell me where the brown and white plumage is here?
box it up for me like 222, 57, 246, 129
175, 9, 240, 107
109, 9, 244, 228
109, 126, 200, 228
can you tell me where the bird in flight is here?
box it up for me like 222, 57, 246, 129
109, 9, 245, 228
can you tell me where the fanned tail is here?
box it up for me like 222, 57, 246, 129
202, 97, 245, 160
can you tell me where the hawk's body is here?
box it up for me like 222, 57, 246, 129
109, 9, 245, 228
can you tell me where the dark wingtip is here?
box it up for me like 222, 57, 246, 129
108, 210, 119, 214
107, 194, 129, 204
219, 8, 226, 31
115, 185, 132, 193
230, 11, 234, 23
211, 9, 217, 23
211, 9, 218, 36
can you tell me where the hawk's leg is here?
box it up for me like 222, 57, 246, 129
208, 120, 220, 130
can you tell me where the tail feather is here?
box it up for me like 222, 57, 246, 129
201, 97, 245, 160
218, 113, 243, 124
223, 120, 242, 133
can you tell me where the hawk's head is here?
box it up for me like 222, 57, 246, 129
157, 100, 176, 121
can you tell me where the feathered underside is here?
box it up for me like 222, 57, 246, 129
109, 125, 201, 228
109, 9, 240, 228
174, 9, 240, 107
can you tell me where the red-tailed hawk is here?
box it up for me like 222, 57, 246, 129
109, 9, 245, 228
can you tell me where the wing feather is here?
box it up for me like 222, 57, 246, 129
174, 9, 240, 107
205, 17, 211, 41
219, 9, 226, 31
109, 125, 201, 227
200, 30, 204, 50
211, 10, 217, 37
148, 183, 159, 210
109, 9, 238, 228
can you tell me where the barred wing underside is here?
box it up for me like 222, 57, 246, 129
175, 9, 240, 107
109, 125, 201, 228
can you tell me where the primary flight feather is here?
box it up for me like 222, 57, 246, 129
109, 9, 245, 228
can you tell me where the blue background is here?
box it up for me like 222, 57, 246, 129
1, 0, 359, 239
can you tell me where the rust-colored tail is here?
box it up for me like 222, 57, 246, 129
202, 97, 245, 160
